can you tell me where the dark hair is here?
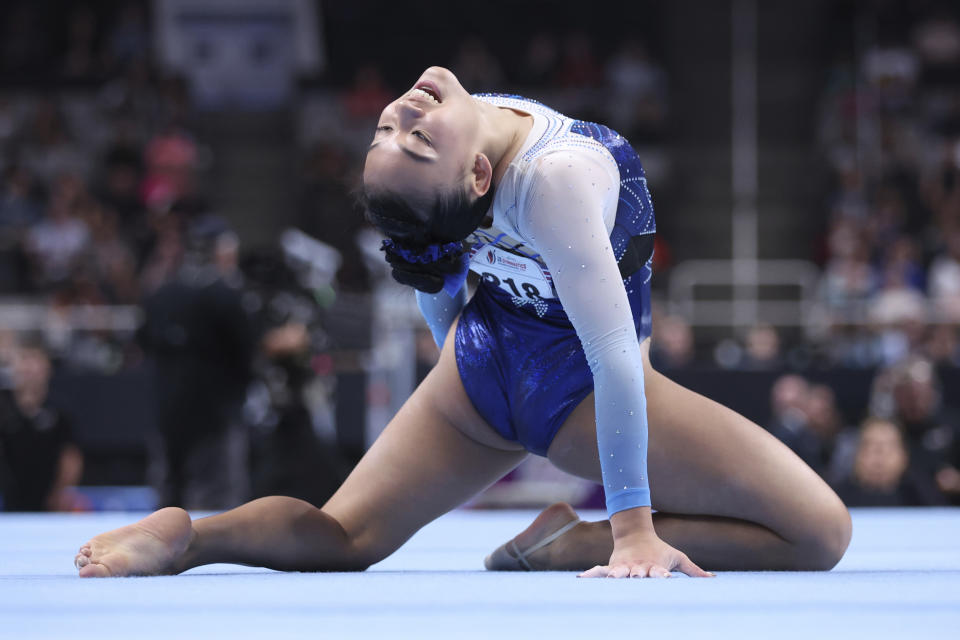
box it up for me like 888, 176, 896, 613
361, 185, 493, 293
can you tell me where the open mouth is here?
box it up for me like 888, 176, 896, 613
412, 81, 442, 104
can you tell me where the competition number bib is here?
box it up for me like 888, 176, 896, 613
471, 245, 555, 300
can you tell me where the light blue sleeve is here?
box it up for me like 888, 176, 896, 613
517, 153, 650, 517
416, 287, 467, 349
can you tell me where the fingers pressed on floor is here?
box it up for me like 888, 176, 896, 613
609, 565, 632, 578
650, 565, 670, 578
578, 565, 609, 578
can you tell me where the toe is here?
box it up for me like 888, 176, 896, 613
78, 562, 111, 578
484, 543, 525, 571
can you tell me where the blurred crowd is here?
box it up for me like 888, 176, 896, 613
0, 1, 346, 512
765, 357, 959, 507
814, 7, 960, 368
0, 1, 205, 373
752, 5, 960, 507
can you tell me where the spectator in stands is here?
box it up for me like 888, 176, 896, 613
766, 374, 820, 471
928, 224, 960, 321
805, 384, 858, 484
867, 355, 958, 503
820, 218, 875, 310
0, 165, 42, 230
885, 357, 960, 484
23, 173, 91, 288
923, 323, 960, 366
767, 375, 855, 480
741, 323, 783, 370
96, 144, 145, 230
142, 126, 199, 211
649, 313, 695, 370
829, 157, 869, 221
867, 185, 910, 252
878, 235, 925, 292
834, 417, 942, 507
84, 203, 139, 304
17, 98, 89, 183
0, 339, 84, 511
0, 165, 40, 291
867, 267, 929, 366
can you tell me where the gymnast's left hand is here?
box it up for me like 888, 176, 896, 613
578, 529, 715, 579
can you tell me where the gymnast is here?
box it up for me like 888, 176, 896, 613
75, 67, 851, 578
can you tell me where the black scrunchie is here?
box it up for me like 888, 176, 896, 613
382, 239, 466, 294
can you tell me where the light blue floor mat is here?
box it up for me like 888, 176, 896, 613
1, 508, 957, 639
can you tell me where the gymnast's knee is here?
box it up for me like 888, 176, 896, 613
341, 538, 395, 572
288, 506, 385, 572
795, 498, 852, 571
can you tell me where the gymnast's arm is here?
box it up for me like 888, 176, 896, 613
416, 287, 467, 349
518, 153, 664, 570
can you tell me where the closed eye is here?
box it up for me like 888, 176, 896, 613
413, 131, 432, 146
374, 125, 431, 147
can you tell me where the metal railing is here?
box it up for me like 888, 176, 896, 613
666, 259, 822, 328
0, 301, 142, 333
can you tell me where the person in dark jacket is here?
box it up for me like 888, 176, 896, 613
0, 341, 83, 511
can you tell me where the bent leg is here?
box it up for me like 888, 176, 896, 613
77, 323, 527, 576
540, 341, 851, 572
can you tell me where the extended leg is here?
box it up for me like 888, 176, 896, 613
76, 323, 527, 577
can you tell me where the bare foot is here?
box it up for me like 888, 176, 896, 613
74, 507, 194, 578
485, 502, 589, 571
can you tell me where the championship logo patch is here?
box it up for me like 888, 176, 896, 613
471, 245, 556, 300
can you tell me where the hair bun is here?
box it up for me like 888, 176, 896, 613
361, 185, 486, 294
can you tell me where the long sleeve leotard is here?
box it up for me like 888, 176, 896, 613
416, 95, 652, 516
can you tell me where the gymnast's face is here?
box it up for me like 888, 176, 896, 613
363, 67, 487, 212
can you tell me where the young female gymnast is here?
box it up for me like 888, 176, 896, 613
74, 67, 851, 579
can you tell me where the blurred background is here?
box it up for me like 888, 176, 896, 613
0, 0, 958, 513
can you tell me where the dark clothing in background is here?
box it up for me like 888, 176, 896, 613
900, 411, 960, 479
834, 469, 945, 507
767, 417, 832, 477
139, 270, 261, 509
0, 392, 72, 511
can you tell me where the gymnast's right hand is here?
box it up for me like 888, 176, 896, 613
579, 507, 715, 578
579, 530, 714, 578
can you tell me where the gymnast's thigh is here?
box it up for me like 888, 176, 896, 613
322, 316, 527, 562
547, 338, 847, 541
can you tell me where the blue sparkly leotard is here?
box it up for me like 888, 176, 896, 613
416, 94, 656, 517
